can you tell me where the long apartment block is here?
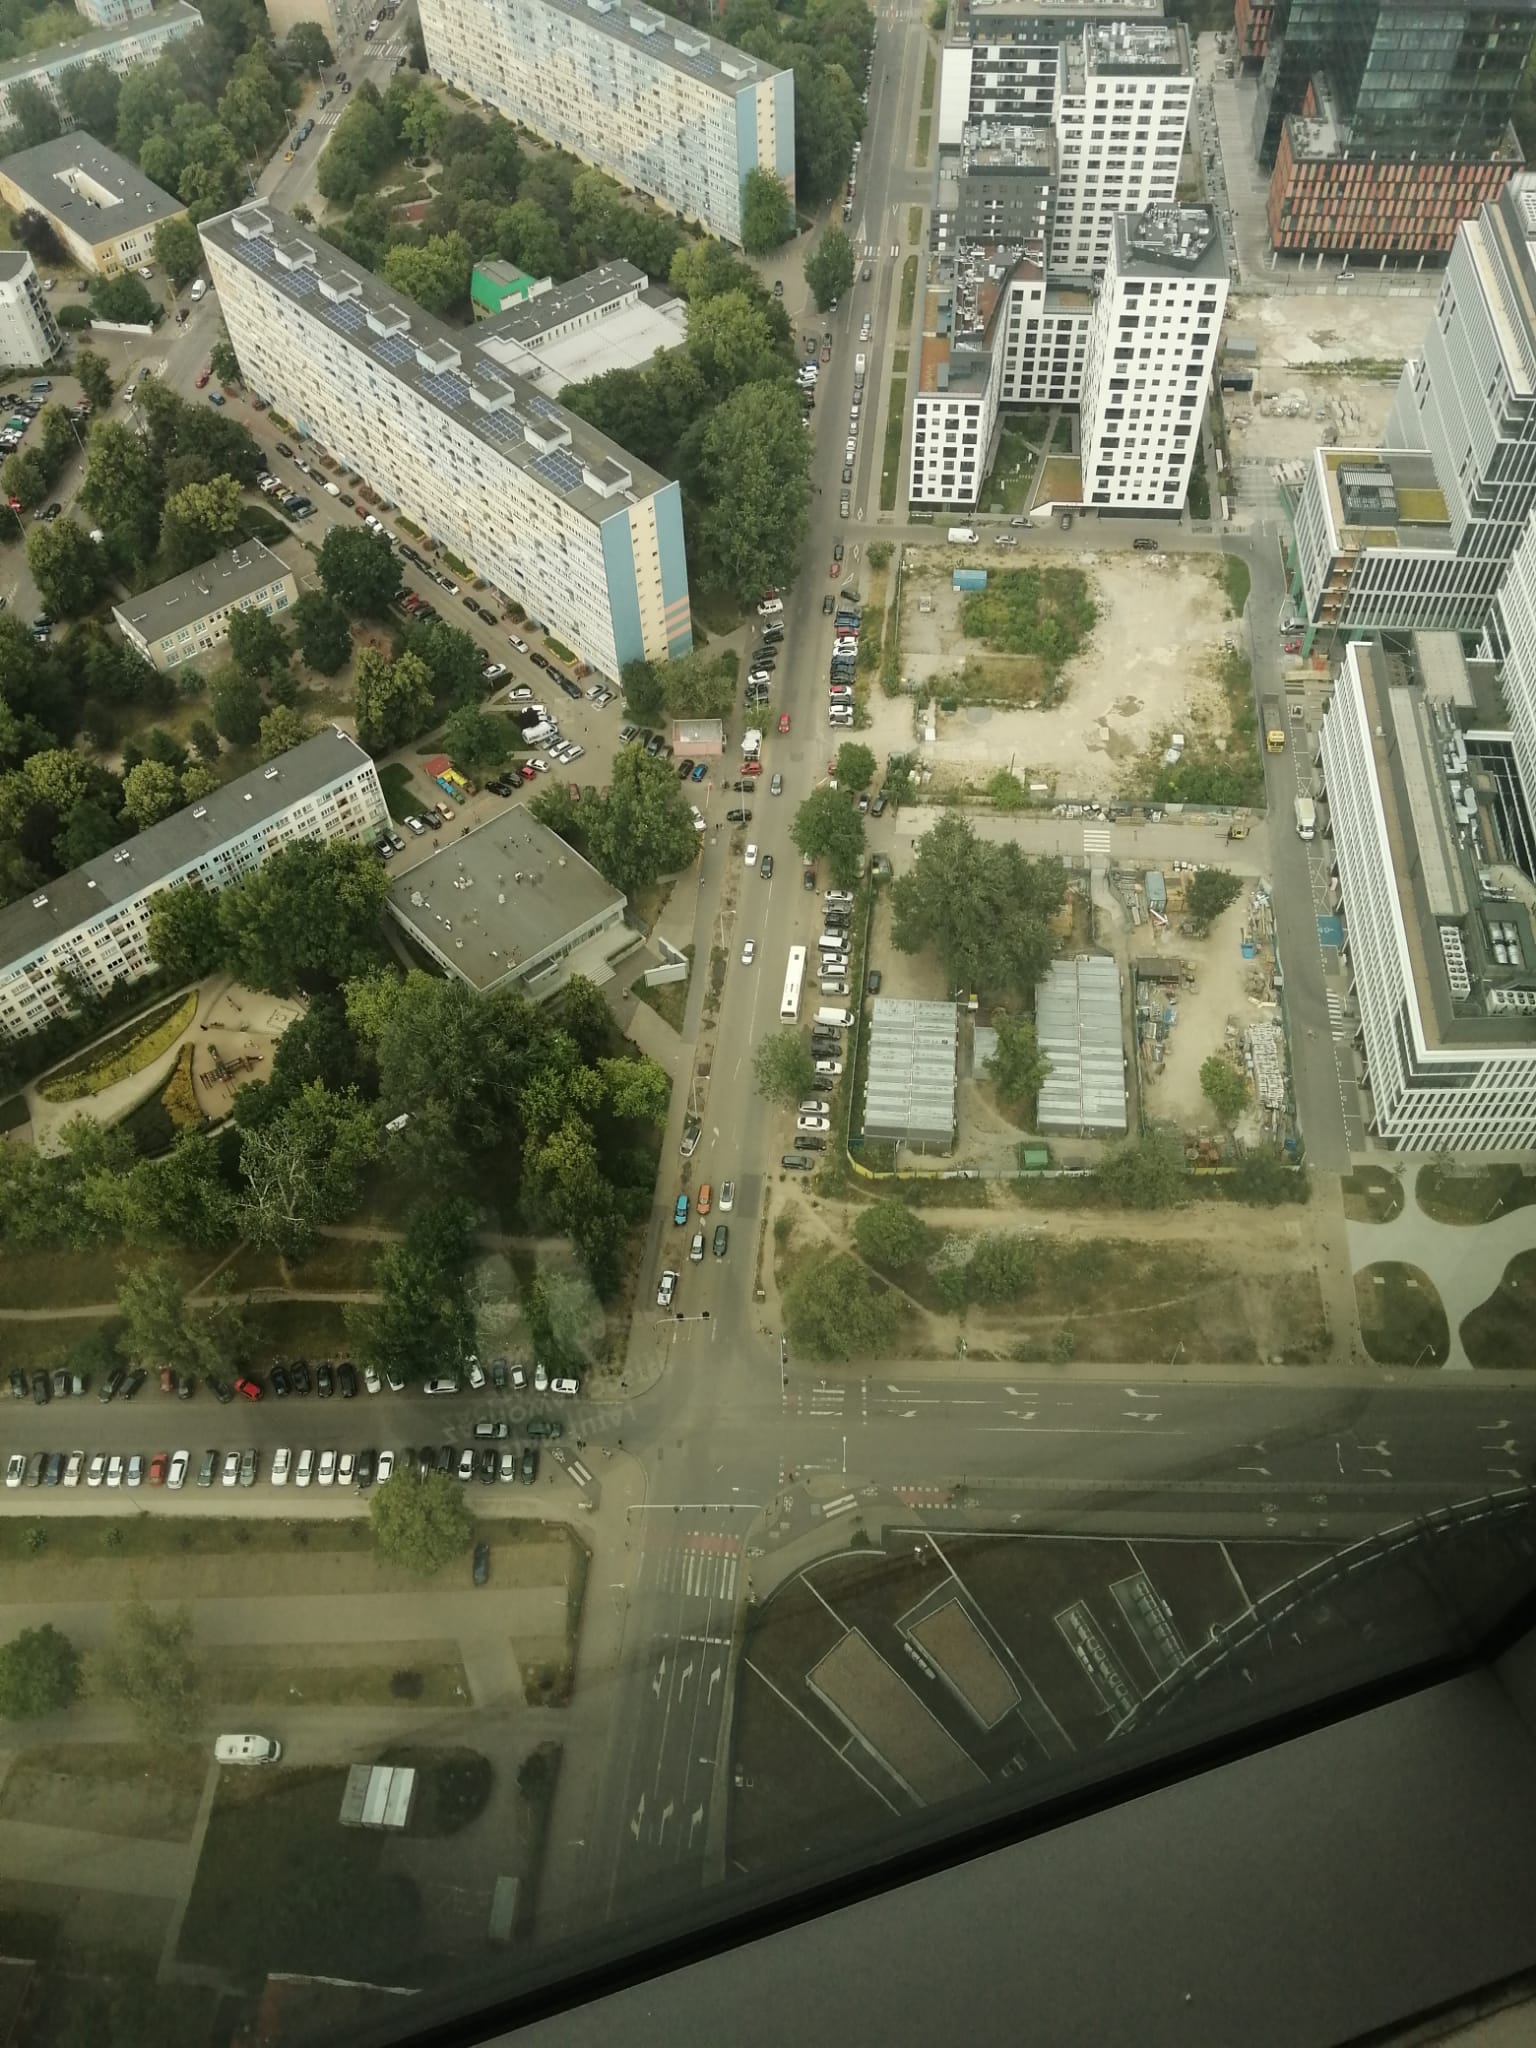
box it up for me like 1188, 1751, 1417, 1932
199, 204, 692, 680
1290, 175, 1536, 643
1318, 635, 1536, 1152
0, 2, 202, 129
416, 0, 793, 248
0, 730, 386, 1042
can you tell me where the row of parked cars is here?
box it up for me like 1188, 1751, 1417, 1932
256, 470, 315, 521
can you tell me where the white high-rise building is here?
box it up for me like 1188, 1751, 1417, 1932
200, 204, 692, 680
1048, 19, 1191, 274
1318, 637, 1536, 1152
0, 731, 387, 1043
416, 0, 794, 248
1078, 203, 1226, 512
0, 250, 62, 373
937, 0, 1167, 149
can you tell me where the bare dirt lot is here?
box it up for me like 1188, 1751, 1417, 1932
1129, 893, 1283, 1137
1223, 291, 1435, 467
874, 551, 1241, 798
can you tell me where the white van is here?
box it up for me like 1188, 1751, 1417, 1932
215, 1733, 281, 1766
190, 279, 207, 303
521, 720, 554, 745
817, 934, 847, 956
815, 1006, 854, 1028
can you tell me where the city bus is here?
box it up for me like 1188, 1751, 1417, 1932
780, 945, 807, 1022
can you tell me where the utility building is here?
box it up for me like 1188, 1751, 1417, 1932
863, 997, 958, 1152
1035, 954, 1127, 1135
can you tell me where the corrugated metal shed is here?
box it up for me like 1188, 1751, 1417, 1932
1035, 955, 1127, 1136
863, 997, 957, 1151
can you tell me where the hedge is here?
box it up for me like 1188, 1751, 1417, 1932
37, 990, 198, 1102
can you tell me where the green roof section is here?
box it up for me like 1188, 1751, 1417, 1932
471, 261, 542, 319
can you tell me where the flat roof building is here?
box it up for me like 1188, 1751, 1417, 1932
1035, 953, 1126, 1135
200, 203, 692, 681
476, 260, 688, 399
0, 250, 62, 374
112, 539, 297, 673
0, 133, 186, 277
416, 0, 795, 247
385, 810, 630, 998
1319, 637, 1536, 1150
0, 3, 203, 129
1049, 20, 1191, 276
0, 730, 386, 1042
938, 0, 1166, 149
863, 997, 958, 1152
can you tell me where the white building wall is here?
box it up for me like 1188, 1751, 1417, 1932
997, 273, 1091, 405
1050, 61, 1191, 274
0, 253, 62, 371
0, 6, 203, 126
1320, 645, 1536, 1151
937, 42, 975, 148
909, 366, 999, 507
0, 750, 387, 1040
1079, 249, 1225, 511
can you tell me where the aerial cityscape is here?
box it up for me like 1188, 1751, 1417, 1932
0, 0, 1533, 2037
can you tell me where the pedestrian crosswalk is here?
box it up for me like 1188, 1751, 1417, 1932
647, 1530, 741, 1603
1326, 990, 1349, 1041
1083, 826, 1112, 859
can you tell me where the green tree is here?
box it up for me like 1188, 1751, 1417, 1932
116, 1257, 194, 1369
620, 658, 666, 727
441, 704, 511, 772
59, 59, 122, 145
660, 650, 737, 723
153, 215, 204, 288
209, 668, 265, 747
834, 742, 876, 792
985, 1011, 1049, 1110
258, 705, 309, 760
597, 1053, 669, 1123
354, 647, 433, 753
284, 19, 333, 71
318, 525, 400, 616
74, 350, 115, 412
0, 1622, 79, 1718
88, 271, 158, 325
181, 764, 220, 803
147, 885, 227, 981
891, 813, 1065, 996
227, 604, 289, 684
219, 838, 389, 994
2, 446, 51, 511
89, 1602, 200, 1742
121, 759, 183, 830
804, 224, 855, 311
583, 743, 698, 894
190, 720, 222, 763
1095, 1129, 1188, 1210
494, 197, 562, 280
696, 381, 811, 599
370, 1468, 474, 1575
382, 231, 471, 317
791, 786, 865, 887
853, 1200, 931, 1270
784, 1252, 901, 1361
688, 290, 787, 399
348, 1197, 480, 1384
988, 769, 1026, 811
289, 589, 352, 673
967, 1232, 1037, 1303
753, 1028, 815, 1104
79, 420, 163, 561
1200, 1053, 1249, 1126
236, 1080, 380, 1256
159, 475, 244, 574
7, 82, 62, 150
208, 337, 241, 386
25, 519, 111, 619
740, 166, 794, 254
1185, 866, 1244, 934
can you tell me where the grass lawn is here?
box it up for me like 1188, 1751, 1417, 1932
879, 376, 907, 513
915, 113, 931, 164
1341, 1166, 1404, 1224
898, 254, 918, 328
979, 423, 1040, 514
0, 1741, 207, 1843
0, 1514, 377, 1567
1461, 1248, 1536, 1369
692, 586, 744, 638
1222, 553, 1251, 618
1355, 1262, 1449, 1366
907, 205, 923, 245
243, 1297, 355, 1363
204, 1646, 470, 1709
1038, 454, 1081, 502
37, 990, 196, 1101
283, 1235, 385, 1292
1415, 1162, 1536, 1226
0, 1244, 215, 1313
630, 959, 690, 1032
920, 46, 935, 108
378, 760, 421, 822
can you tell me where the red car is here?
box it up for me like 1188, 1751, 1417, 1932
778, 712, 791, 733
148, 1452, 167, 1486
234, 1375, 263, 1401
194, 368, 211, 388
829, 560, 841, 578
1283, 639, 1301, 654
741, 760, 763, 776
520, 762, 537, 781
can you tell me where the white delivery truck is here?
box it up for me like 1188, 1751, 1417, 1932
1294, 795, 1316, 841
815, 1006, 854, 1028
948, 526, 978, 544
190, 279, 207, 303
215, 1733, 282, 1765
742, 726, 763, 759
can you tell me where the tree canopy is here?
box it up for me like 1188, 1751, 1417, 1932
369, 1468, 475, 1575
784, 1252, 902, 1361
1185, 866, 1244, 933
0, 1624, 81, 1719
582, 743, 698, 895
805, 225, 855, 311
891, 814, 1065, 996
753, 1029, 815, 1104
1200, 1053, 1248, 1126
740, 167, 794, 254
791, 787, 865, 887
317, 525, 401, 616
985, 1011, 1050, 1111
89, 1602, 201, 1742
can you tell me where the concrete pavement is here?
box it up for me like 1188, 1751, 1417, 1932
1347, 1185, 1536, 1371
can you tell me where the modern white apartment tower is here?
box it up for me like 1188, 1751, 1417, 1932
415, 0, 794, 248
1319, 638, 1536, 1152
0, 250, 62, 372
937, 0, 1168, 150
1078, 203, 1226, 511
200, 204, 692, 679
1048, 19, 1192, 275
0, 731, 387, 1043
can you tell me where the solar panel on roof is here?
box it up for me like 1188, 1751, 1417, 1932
372, 334, 415, 366
244, 238, 276, 269
530, 448, 584, 493
479, 409, 524, 442
421, 371, 469, 406
528, 395, 564, 420
324, 298, 366, 331
287, 269, 317, 296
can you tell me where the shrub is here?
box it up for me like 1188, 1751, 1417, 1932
161, 1043, 202, 1128
37, 991, 198, 1101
